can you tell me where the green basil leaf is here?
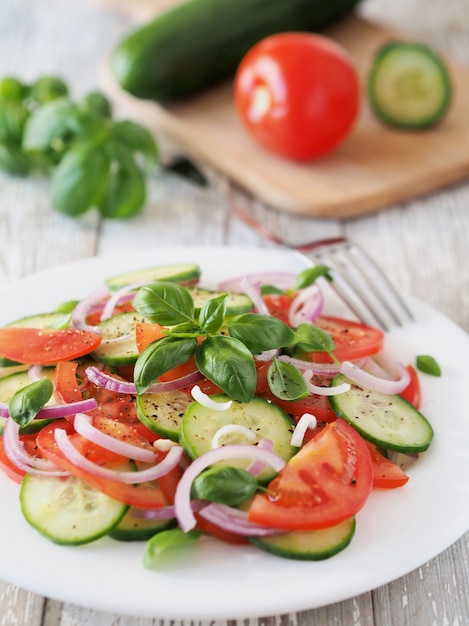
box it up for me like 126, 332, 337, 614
143, 528, 201, 569
99, 160, 146, 219
195, 335, 256, 402
293, 323, 336, 353
9, 377, 53, 426
51, 141, 110, 216
294, 264, 332, 289
416, 354, 441, 377
267, 358, 308, 401
227, 313, 295, 354
134, 336, 197, 394
0, 142, 34, 175
79, 91, 112, 118
29, 76, 68, 104
0, 101, 29, 143
110, 120, 159, 170
0, 76, 26, 102
191, 466, 258, 505
198, 293, 228, 333
22, 98, 77, 151
260, 284, 284, 295
133, 282, 195, 326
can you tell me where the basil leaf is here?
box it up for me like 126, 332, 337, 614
260, 284, 284, 295
29, 76, 68, 104
416, 354, 441, 377
111, 120, 159, 170
143, 528, 201, 569
79, 91, 112, 119
293, 323, 335, 353
227, 313, 295, 354
295, 264, 332, 289
134, 336, 197, 394
133, 282, 195, 326
191, 466, 258, 505
198, 293, 227, 333
51, 141, 110, 216
0, 142, 34, 175
195, 335, 256, 402
267, 358, 308, 401
22, 98, 77, 151
0, 77, 26, 102
9, 378, 53, 426
99, 160, 146, 219
0, 101, 29, 143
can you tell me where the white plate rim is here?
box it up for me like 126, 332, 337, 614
1, 244, 469, 620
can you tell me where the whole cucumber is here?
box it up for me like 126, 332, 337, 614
111, 0, 362, 102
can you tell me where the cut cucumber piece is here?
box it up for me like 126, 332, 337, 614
180, 395, 296, 482
20, 473, 128, 545
105, 263, 201, 292
92, 311, 148, 365
368, 40, 452, 129
249, 517, 356, 560
108, 508, 176, 541
188, 287, 253, 316
136, 389, 194, 441
329, 374, 434, 453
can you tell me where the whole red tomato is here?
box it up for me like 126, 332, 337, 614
234, 32, 361, 161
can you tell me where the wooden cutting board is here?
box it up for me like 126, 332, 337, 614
100, 0, 469, 218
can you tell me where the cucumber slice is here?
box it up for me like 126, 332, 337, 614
180, 395, 296, 482
368, 40, 452, 129
92, 311, 148, 365
20, 473, 128, 545
108, 508, 176, 541
105, 263, 200, 292
249, 517, 355, 560
329, 374, 434, 453
136, 390, 194, 441
188, 287, 253, 316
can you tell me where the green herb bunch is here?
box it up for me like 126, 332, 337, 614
0, 75, 159, 218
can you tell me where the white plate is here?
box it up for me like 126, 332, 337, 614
1, 245, 469, 620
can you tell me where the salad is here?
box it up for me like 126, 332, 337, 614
0, 261, 435, 565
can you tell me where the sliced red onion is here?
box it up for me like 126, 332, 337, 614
191, 385, 232, 411
211, 424, 256, 449
73, 413, 157, 463
3, 417, 69, 476
218, 272, 297, 293
240, 277, 270, 315
28, 364, 43, 381
100, 280, 150, 322
288, 284, 324, 327
0, 397, 97, 420
246, 438, 274, 477
198, 503, 285, 537
254, 348, 278, 362
340, 360, 411, 394
85, 365, 203, 395
131, 499, 207, 521
71, 285, 109, 333
174, 442, 286, 532
54, 428, 184, 483
303, 370, 351, 396
291, 413, 318, 447
277, 354, 341, 376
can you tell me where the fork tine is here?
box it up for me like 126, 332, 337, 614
299, 239, 414, 332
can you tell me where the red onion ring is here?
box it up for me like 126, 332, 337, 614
198, 503, 285, 537
218, 272, 297, 293
290, 413, 318, 447
85, 365, 203, 395
100, 280, 150, 322
54, 428, 184, 484
303, 370, 351, 396
28, 364, 43, 381
240, 278, 270, 315
277, 354, 341, 376
174, 442, 286, 532
73, 413, 157, 463
340, 360, 411, 394
0, 397, 97, 419
288, 284, 324, 327
71, 285, 109, 333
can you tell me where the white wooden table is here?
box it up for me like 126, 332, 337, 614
1, 0, 469, 624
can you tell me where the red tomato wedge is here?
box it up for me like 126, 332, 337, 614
365, 440, 409, 489
0, 328, 102, 364
36, 420, 167, 509
400, 364, 422, 408
135, 322, 167, 352
309, 316, 385, 363
248, 419, 373, 530
54, 360, 82, 403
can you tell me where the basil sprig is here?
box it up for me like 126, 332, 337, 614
8, 378, 53, 426
0, 74, 158, 219
191, 466, 258, 505
133, 282, 296, 402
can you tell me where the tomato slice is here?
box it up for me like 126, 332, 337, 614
365, 440, 409, 489
306, 316, 385, 363
135, 322, 167, 352
400, 365, 421, 408
262, 293, 294, 324
54, 360, 82, 403
36, 420, 167, 509
0, 328, 102, 365
248, 419, 373, 530
86, 299, 135, 326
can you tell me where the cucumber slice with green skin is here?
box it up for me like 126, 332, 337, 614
92, 311, 149, 365
20, 473, 128, 545
105, 263, 201, 292
0, 368, 57, 435
136, 390, 194, 441
249, 517, 356, 561
368, 40, 452, 129
180, 395, 297, 482
188, 287, 253, 316
329, 374, 434, 453
108, 508, 176, 542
